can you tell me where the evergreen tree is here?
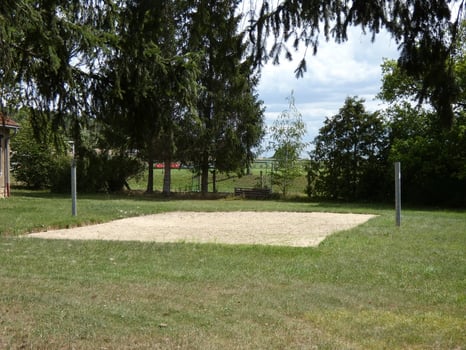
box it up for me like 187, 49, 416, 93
94, 0, 199, 193
182, 0, 264, 194
1, 0, 110, 141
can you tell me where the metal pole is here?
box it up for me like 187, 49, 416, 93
71, 160, 77, 216
395, 162, 401, 227
69, 141, 77, 216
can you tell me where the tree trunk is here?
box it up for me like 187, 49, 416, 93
200, 154, 209, 194
163, 159, 171, 196
212, 168, 217, 193
146, 158, 154, 194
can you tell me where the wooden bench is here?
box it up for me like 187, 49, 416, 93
234, 187, 272, 199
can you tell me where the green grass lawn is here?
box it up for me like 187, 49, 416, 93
0, 191, 465, 349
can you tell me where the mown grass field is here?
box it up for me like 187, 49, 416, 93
0, 191, 465, 349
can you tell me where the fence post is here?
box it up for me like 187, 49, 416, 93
395, 162, 401, 227
69, 141, 77, 217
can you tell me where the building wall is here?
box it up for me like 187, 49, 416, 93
0, 128, 11, 198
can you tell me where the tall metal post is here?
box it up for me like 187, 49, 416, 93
70, 141, 77, 217
395, 162, 401, 227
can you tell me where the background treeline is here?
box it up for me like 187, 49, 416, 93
309, 46, 466, 206
3, 0, 265, 195
2, 1, 465, 206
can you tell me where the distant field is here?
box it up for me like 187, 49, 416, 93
127, 160, 309, 195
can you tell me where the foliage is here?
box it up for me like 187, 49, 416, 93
247, 0, 466, 127
267, 92, 307, 196
377, 60, 424, 106
88, 0, 265, 195
3, 1, 466, 199
310, 97, 390, 201
0, 0, 110, 139
388, 112, 466, 206
310, 24, 466, 204
10, 111, 68, 189
41, 142, 145, 193
93, 1, 201, 194
74, 151, 144, 193
180, 0, 265, 194
11, 110, 144, 193
379, 53, 466, 205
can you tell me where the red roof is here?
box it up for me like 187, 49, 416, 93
0, 113, 20, 129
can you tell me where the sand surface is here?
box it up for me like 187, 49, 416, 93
27, 211, 376, 247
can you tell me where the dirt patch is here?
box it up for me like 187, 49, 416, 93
27, 211, 376, 247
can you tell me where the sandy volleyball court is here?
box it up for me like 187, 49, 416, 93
27, 211, 376, 247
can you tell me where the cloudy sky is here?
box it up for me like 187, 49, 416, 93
256, 27, 400, 152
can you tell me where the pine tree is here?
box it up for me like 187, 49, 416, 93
95, 0, 199, 193
182, 0, 264, 194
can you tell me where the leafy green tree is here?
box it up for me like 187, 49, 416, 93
6, 0, 465, 198
310, 97, 390, 201
378, 41, 466, 205
268, 92, 307, 197
378, 60, 423, 106
3, 1, 464, 127
387, 115, 466, 206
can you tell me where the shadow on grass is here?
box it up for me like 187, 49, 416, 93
11, 187, 233, 202
11, 187, 466, 212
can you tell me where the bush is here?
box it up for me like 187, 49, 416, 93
9, 110, 144, 193
11, 117, 143, 192
10, 117, 65, 189
50, 151, 144, 193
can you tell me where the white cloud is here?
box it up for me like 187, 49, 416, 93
257, 27, 399, 151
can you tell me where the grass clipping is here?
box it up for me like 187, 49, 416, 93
28, 211, 376, 247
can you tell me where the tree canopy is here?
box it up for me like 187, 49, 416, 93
247, 0, 466, 127
309, 30, 466, 205
2, 0, 265, 194
180, 0, 264, 194
310, 97, 389, 201
3, 0, 466, 198
93, 0, 201, 193
377, 42, 466, 205
4, 0, 465, 126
